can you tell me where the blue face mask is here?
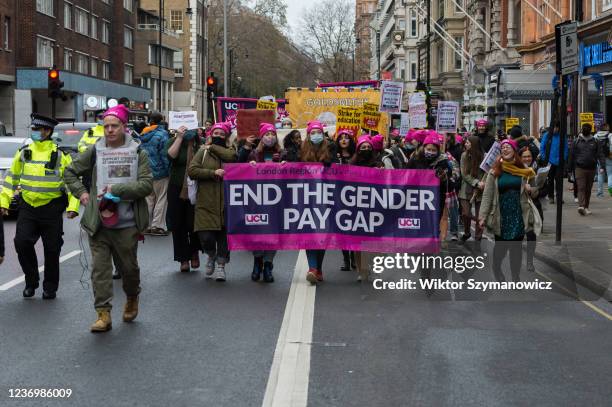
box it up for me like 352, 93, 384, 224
310, 133, 324, 145
30, 130, 43, 142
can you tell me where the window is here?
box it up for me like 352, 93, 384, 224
398, 19, 405, 30
148, 45, 173, 68
91, 15, 97, 39
170, 10, 183, 31
174, 49, 184, 76
409, 51, 417, 81
3, 17, 9, 50
36, 0, 54, 16
438, 45, 445, 73
102, 20, 110, 44
124, 26, 133, 49
410, 9, 417, 37
75, 8, 89, 35
455, 0, 465, 13
76, 52, 88, 74
64, 2, 72, 29
124, 64, 134, 84
36, 36, 54, 67
90, 58, 98, 76
124, 0, 134, 12
438, 0, 445, 19
64, 49, 73, 70
454, 36, 464, 70
102, 61, 110, 79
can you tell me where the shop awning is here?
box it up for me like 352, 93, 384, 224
497, 68, 556, 101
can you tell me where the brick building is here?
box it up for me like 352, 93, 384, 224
355, 0, 377, 80
0, 0, 15, 135
11, 0, 150, 136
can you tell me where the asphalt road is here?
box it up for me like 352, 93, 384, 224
0, 218, 611, 406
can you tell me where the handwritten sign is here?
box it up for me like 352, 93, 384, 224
168, 111, 199, 130
256, 100, 278, 111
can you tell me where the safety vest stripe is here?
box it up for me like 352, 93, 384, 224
19, 174, 62, 183
23, 160, 50, 165
19, 185, 64, 193
2, 181, 14, 189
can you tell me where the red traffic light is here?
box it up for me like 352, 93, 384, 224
49, 69, 59, 79
207, 76, 216, 86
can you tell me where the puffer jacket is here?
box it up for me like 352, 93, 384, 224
540, 131, 568, 166
569, 134, 605, 170
139, 125, 170, 179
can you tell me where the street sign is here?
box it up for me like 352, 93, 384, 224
557, 22, 579, 75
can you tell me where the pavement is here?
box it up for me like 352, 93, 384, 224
0, 208, 611, 406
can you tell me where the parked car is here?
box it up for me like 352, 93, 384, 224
0, 137, 30, 214
52, 122, 97, 157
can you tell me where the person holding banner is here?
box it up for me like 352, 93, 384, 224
247, 123, 284, 283
459, 136, 485, 242
283, 130, 302, 163
478, 139, 540, 283
300, 121, 333, 284
165, 127, 202, 273
188, 122, 237, 282
370, 134, 385, 162
333, 129, 357, 272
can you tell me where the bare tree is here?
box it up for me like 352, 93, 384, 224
298, 0, 355, 82
253, 0, 288, 28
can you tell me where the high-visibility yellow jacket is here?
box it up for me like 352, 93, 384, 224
78, 125, 104, 153
0, 140, 80, 212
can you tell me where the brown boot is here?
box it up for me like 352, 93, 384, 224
90, 309, 112, 333
123, 296, 139, 322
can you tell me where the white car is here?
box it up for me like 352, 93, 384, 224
0, 137, 29, 179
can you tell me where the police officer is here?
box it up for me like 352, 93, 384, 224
78, 113, 105, 153
0, 113, 80, 299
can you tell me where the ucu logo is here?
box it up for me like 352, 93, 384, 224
245, 214, 269, 225
224, 102, 239, 110
398, 218, 421, 229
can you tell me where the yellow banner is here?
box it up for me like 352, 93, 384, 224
579, 112, 594, 129
284, 88, 388, 134
257, 100, 278, 111
505, 117, 519, 133
361, 103, 381, 131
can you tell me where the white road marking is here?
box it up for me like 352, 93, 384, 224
263, 250, 316, 407
0, 250, 81, 291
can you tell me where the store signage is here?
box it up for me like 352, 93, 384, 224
582, 41, 612, 68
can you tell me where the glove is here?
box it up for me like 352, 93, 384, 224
103, 192, 121, 203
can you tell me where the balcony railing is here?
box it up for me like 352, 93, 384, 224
137, 24, 180, 39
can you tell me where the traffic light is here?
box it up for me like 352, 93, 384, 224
48, 66, 64, 99
206, 73, 217, 98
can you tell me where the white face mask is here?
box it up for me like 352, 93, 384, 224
310, 131, 324, 145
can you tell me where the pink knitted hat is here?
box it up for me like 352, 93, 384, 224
356, 135, 373, 150
259, 122, 276, 137
370, 134, 384, 151
306, 120, 324, 134
103, 105, 129, 124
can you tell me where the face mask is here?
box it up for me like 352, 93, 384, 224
358, 150, 373, 160
282, 124, 292, 129
424, 151, 438, 160
212, 137, 226, 147
262, 135, 277, 147
310, 133, 324, 145
30, 130, 43, 142
403, 144, 415, 152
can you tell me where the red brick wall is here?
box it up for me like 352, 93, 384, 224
0, 0, 16, 76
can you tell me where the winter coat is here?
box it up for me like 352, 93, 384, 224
382, 146, 411, 169
540, 131, 568, 166
477, 133, 496, 155
459, 151, 485, 201
569, 134, 605, 170
187, 144, 236, 232
594, 131, 611, 158
64, 136, 153, 236
139, 125, 170, 179
478, 170, 542, 237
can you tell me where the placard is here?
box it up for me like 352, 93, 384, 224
256, 100, 278, 111
361, 103, 382, 131
336, 106, 363, 138
579, 112, 594, 129
236, 109, 276, 140
168, 111, 199, 130
380, 81, 404, 113
436, 101, 459, 133
505, 117, 519, 133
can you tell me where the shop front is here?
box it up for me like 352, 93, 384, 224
579, 32, 612, 130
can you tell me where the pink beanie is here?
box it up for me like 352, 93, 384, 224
211, 122, 231, 135
336, 129, 355, 139
455, 134, 464, 144
415, 129, 428, 144
423, 131, 441, 146
370, 134, 384, 151
391, 128, 400, 137
404, 129, 416, 143
476, 119, 488, 127
103, 104, 129, 124
356, 135, 373, 150
259, 122, 276, 137
306, 120, 324, 134
501, 138, 518, 151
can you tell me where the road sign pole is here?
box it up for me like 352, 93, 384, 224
556, 74, 567, 243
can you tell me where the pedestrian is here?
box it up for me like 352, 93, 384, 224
165, 126, 202, 273
281, 117, 293, 129
370, 133, 385, 162
539, 121, 568, 204
0, 113, 80, 299
594, 123, 610, 197
474, 119, 496, 154
459, 136, 485, 241
520, 146, 543, 272
300, 120, 333, 284
140, 111, 170, 235
64, 104, 153, 332
247, 123, 284, 283
508, 125, 540, 160
445, 132, 463, 241
187, 122, 236, 282
569, 123, 606, 215
406, 131, 450, 224
478, 139, 541, 283
281, 130, 302, 163
350, 135, 383, 281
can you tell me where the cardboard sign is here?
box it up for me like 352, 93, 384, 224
480, 141, 501, 172
505, 117, 519, 133
256, 100, 278, 111
361, 103, 381, 131
236, 109, 276, 140
168, 111, 199, 130
216, 97, 288, 130
399, 113, 410, 135
436, 101, 459, 133
593, 112, 604, 131
579, 112, 594, 129
336, 107, 363, 138
380, 81, 404, 113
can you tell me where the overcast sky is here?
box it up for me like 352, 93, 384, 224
285, 0, 305, 38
